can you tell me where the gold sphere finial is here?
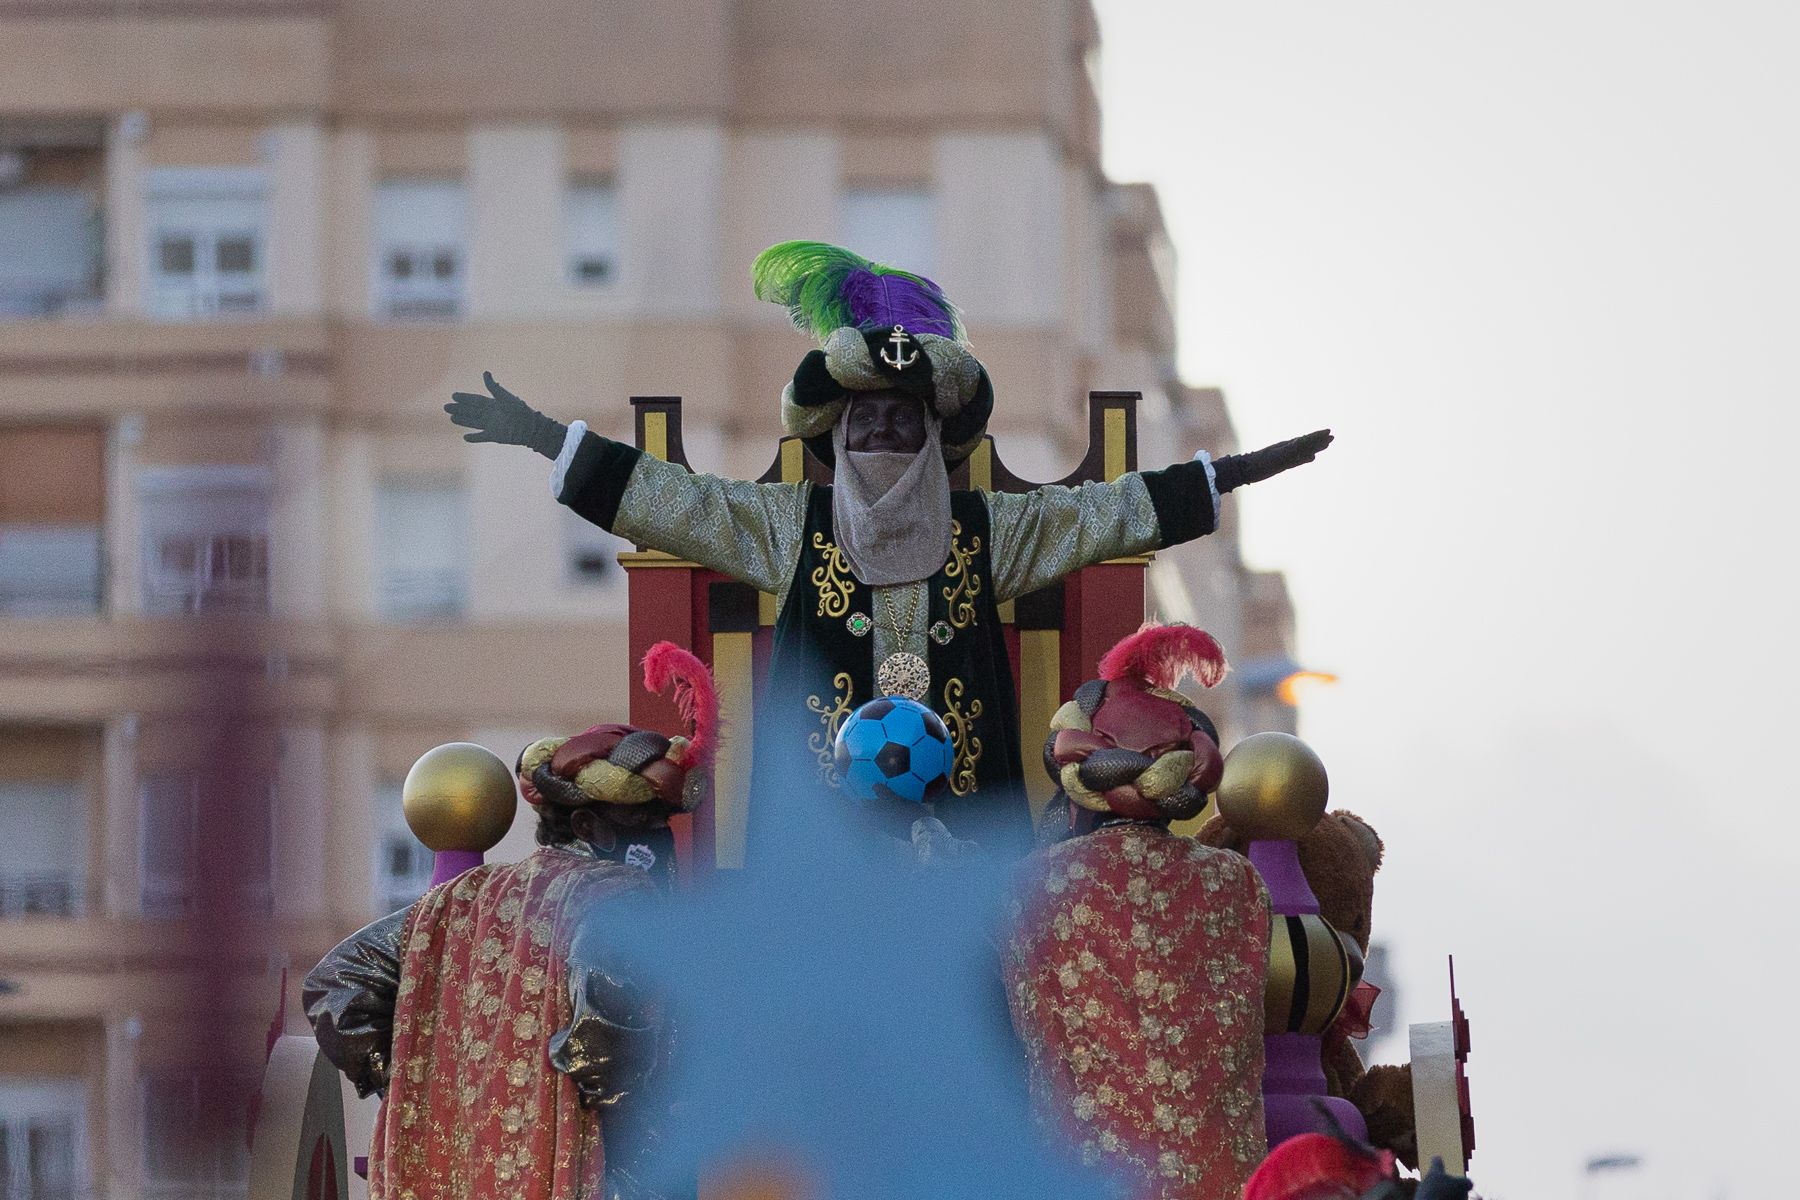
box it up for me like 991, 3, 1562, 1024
1215, 732, 1329, 841
402, 742, 517, 853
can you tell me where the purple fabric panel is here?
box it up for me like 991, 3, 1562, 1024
1263, 1033, 1367, 1145
841, 269, 956, 336
1262, 1031, 1329, 1092
1264, 1093, 1368, 1149
1248, 839, 1322, 916
428, 848, 484, 887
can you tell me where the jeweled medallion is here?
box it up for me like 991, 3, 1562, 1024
846, 612, 873, 637
876, 651, 930, 701
929, 620, 954, 646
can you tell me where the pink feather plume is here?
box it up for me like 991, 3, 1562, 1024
1097, 622, 1229, 691
640, 641, 720, 768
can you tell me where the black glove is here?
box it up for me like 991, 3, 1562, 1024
445, 371, 569, 459
1211, 429, 1333, 493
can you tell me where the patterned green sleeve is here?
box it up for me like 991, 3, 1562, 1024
984, 475, 1162, 603
610, 453, 810, 596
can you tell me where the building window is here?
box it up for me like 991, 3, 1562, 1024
842, 186, 936, 278
139, 771, 273, 918
138, 466, 270, 616
374, 478, 468, 622
144, 167, 267, 320
0, 129, 106, 319
374, 779, 433, 914
564, 179, 620, 287
561, 504, 625, 586
141, 1075, 250, 1200
0, 1079, 87, 1200
0, 781, 84, 920
0, 726, 91, 920
0, 425, 104, 616
373, 179, 466, 321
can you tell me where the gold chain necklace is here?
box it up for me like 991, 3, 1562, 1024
875, 584, 930, 701
879, 586, 920, 643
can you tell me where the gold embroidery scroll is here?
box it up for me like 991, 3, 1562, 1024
942, 676, 985, 796
806, 672, 856, 786
810, 534, 855, 618
941, 519, 983, 630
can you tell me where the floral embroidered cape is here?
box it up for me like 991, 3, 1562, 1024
1003, 824, 1270, 1199
372, 848, 651, 1199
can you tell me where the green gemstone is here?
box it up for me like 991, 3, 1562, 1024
846, 613, 873, 636
929, 620, 954, 645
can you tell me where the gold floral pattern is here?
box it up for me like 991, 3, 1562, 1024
369, 849, 652, 1200
805, 671, 856, 786
941, 676, 984, 796
810, 532, 855, 618
1003, 826, 1271, 1199
940, 519, 983, 629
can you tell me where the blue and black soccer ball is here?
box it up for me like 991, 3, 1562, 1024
834, 695, 955, 806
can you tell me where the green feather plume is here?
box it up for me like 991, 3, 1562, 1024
751, 240, 964, 343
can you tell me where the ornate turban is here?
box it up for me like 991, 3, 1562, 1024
751, 240, 993, 468
517, 642, 719, 814
1044, 623, 1230, 824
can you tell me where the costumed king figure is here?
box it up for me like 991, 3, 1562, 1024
1003, 624, 1269, 1200
446, 241, 1331, 851
302, 643, 717, 1200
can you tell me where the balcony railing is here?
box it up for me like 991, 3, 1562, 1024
0, 871, 81, 918
0, 284, 104, 320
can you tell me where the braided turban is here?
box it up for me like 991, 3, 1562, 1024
516, 642, 719, 815
1044, 624, 1229, 823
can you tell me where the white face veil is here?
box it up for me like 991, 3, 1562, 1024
828, 405, 953, 587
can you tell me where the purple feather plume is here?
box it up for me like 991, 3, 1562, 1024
840, 269, 958, 337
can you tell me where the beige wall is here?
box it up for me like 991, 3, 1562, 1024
935, 132, 1072, 329
333, 0, 735, 119
0, 18, 331, 114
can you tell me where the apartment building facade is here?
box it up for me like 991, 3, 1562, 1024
0, 2, 1300, 1194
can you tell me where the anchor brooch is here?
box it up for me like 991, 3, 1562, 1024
878, 324, 920, 370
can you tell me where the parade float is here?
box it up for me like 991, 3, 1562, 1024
248, 243, 1475, 1199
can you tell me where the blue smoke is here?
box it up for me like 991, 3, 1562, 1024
584, 703, 1117, 1200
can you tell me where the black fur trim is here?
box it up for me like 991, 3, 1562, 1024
796, 360, 991, 471
938, 365, 992, 456
790, 350, 844, 409
558, 431, 644, 532
1139, 458, 1219, 549
861, 328, 937, 397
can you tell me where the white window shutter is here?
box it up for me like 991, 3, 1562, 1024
374, 479, 468, 621
842, 187, 938, 279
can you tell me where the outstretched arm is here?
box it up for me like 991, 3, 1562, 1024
1212, 429, 1333, 493
987, 429, 1333, 601
447, 373, 807, 594
1141, 428, 1334, 546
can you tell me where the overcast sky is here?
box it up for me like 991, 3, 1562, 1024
1095, 3, 1799, 1197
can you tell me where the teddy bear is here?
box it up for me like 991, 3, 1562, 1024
1193, 808, 1418, 1169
